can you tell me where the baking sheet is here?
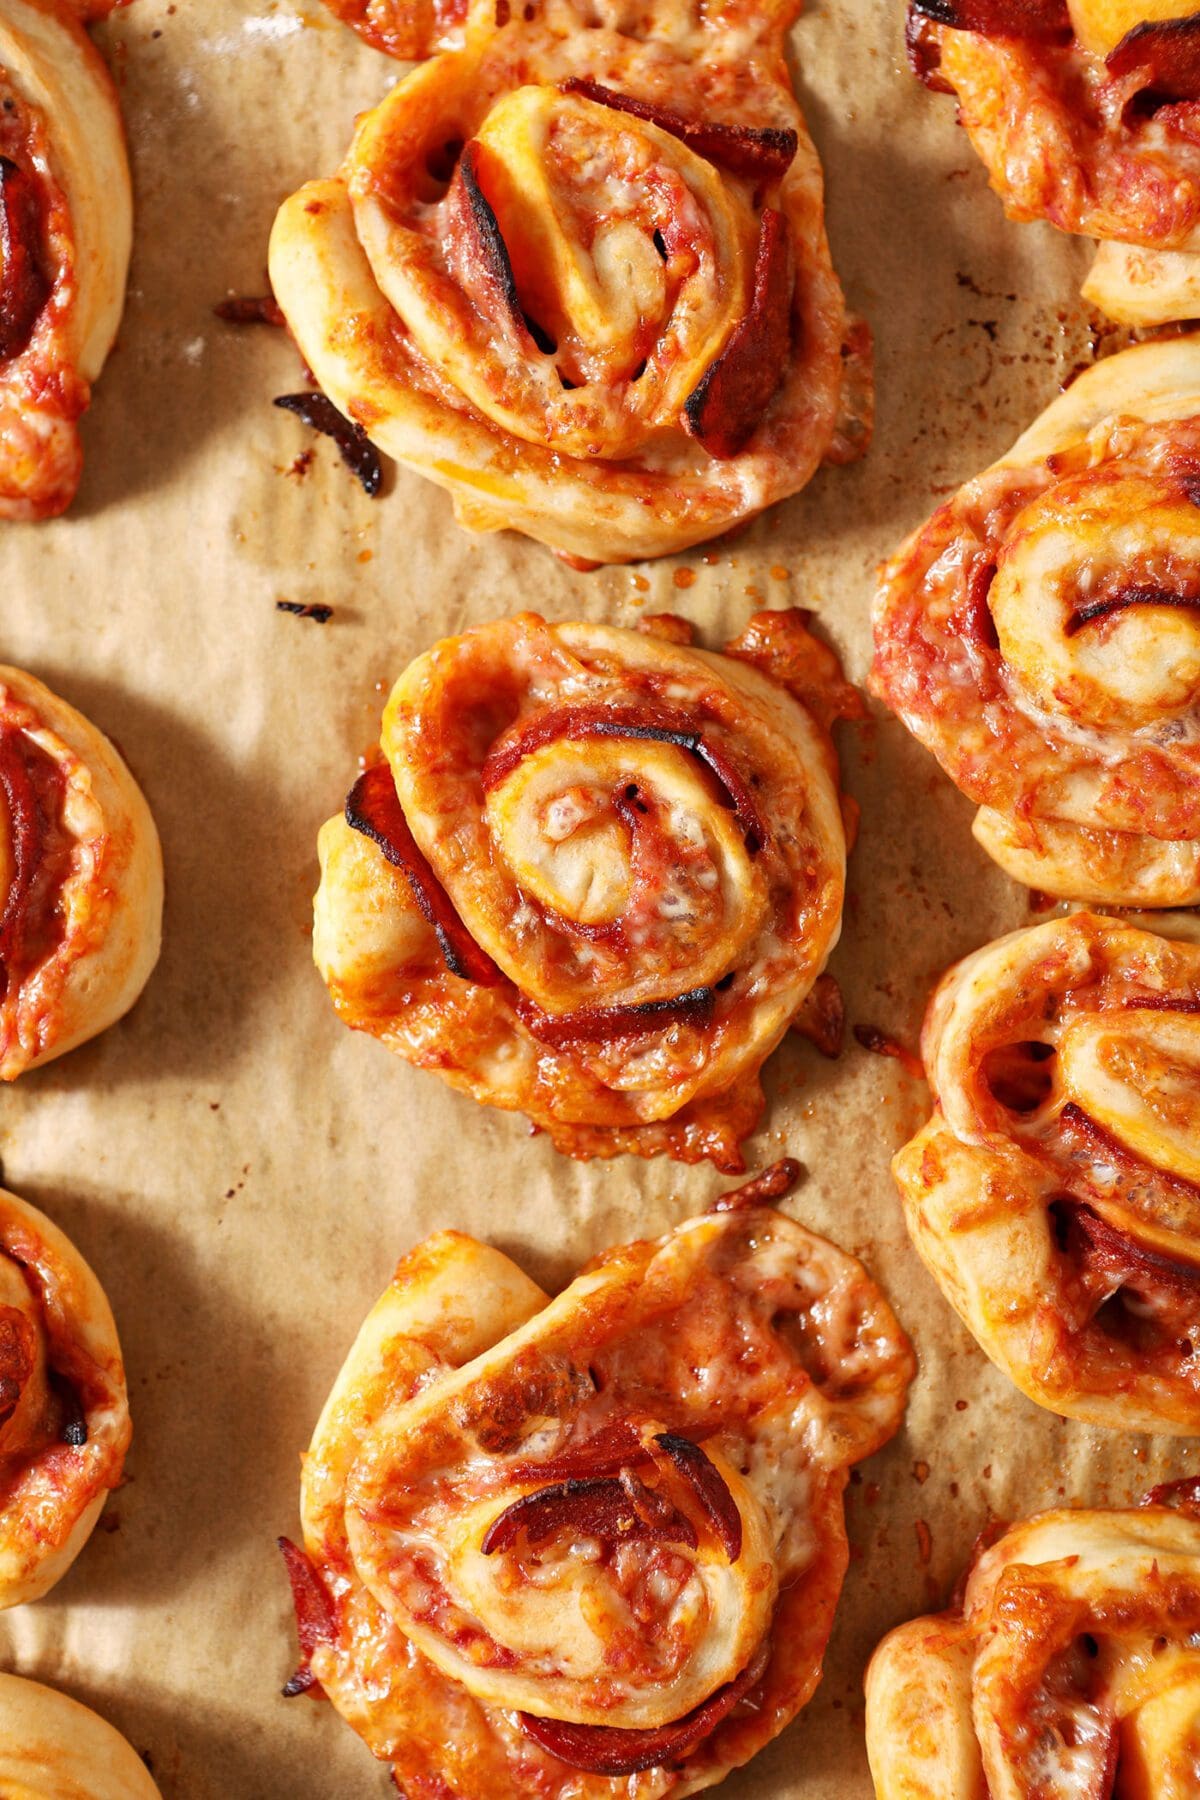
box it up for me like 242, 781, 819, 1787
0, 1, 1192, 1793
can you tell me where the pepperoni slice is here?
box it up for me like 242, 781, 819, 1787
345, 763, 502, 986
683, 209, 792, 459
0, 728, 43, 983
909, 0, 1070, 36
1106, 15, 1200, 101
278, 1537, 337, 1698
560, 80, 798, 182
654, 1434, 742, 1562
1065, 583, 1200, 636
480, 1473, 697, 1555
0, 158, 49, 364
516, 986, 716, 1048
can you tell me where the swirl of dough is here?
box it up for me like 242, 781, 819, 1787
872, 337, 1200, 907
313, 610, 854, 1170
282, 1166, 914, 1795
267, 0, 869, 565
866, 1496, 1200, 1800
0, 1674, 161, 1799
905, 0, 1200, 324
0, 667, 162, 1079
894, 908, 1200, 1434
0, 1186, 130, 1605
0, 0, 130, 519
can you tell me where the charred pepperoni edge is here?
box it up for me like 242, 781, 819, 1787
518, 1641, 771, 1776
1106, 14, 1200, 102
0, 157, 50, 365
345, 763, 502, 987
1059, 1099, 1200, 1209
0, 726, 44, 990
560, 79, 798, 183
480, 1473, 698, 1555
1143, 1474, 1200, 1511
445, 139, 551, 352
509, 1421, 654, 1484
480, 701, 768, 856
1054, 1188, 1200, 1312
516, 985, 715, 1048
1122, 993, 1200, 1014
50, 1370, 87, 1446
908, 0, 1070, 37
278, 1536, 338, 1698
710, 1155, 802, 1213
906, 8, 954, 88
791, 973, 845, 1061
683, 209, 792, 460
1065, 584, 1200, 637
654, 1433, 742, 1562
273, 393, 383, 497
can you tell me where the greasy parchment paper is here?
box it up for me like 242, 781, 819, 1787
0, 2, 1191, 1794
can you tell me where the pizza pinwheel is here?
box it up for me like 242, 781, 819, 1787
872, 336, 1200, 907
907, 0, 1200, 323
0, 666, 162, 1079
895, 908, 1200, 1434
866, 1491, 1200, 1799
280, 1163, 915, 1796
0, 1185, 130, 1606
0, 0, 131, 520
313, 610, 856, 1170
268, 0, 871, 564
0, 1674, 161, 1799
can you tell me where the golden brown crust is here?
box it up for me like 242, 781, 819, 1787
269, 0, 868, 563
313, 612, 850, 1169
894, 910, 1200, 1435
866, 1500, 1200, 1800
872, 337, 1200, 907
288, 1192, 914, 1795
0, 1672, 162, 1798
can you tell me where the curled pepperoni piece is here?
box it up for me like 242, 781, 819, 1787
683, 209, 792, 459
345, 764, 502, 986
655, 1433, 743, 1562
0, 729, 43, 984
1066, 584, 1200, 637
560, 80, 798, 183
480, 1474, 697, 1556
278, 1537, 338, 1697
909, 0, 1070, 35
0, 158, 49, 365
1106, 15, 1200, 101
516, 986, 716, 1048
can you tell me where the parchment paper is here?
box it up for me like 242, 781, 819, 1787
0, 2, 1189, 1793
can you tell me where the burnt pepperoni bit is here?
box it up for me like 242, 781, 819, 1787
710, 1156, 802, 1213
1065, 583, 1200, 636
683, 209, 792, 460
654, 1434, 742, 1562
909, 0, 1070, 35
0, 158, 50, 364
213, 293, 286, 327
481, 703, 768, 855
49, 1371, 87, 1446
345, 764, 502, 987
273, 393, 383, 497
445, 140, 531, 342
791, 973, 845, 1060
1143, 1475, 1200, 1513
518, 1643, 770, 1775
517, 986, 715, 1048
509, 1420, 652, 1484
278, 1537, 337, 1698
1107, 14, 1200, 102
481, 1474, 697, 1556
560, 79, 798, 182
906, 7, 953, 86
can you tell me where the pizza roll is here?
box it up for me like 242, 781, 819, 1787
0, 1186, 130, 1606
0, 667, 162, 1079
894, 908, 1200, 1435
866, 1494, 1200, 1800
906, 0, 1200, 324
872, 337, 1200, 907
281, 1164, 915, 1795
268, 0, 870, 565
313, 610, 855, 1170
0, 0, 131, 520
0, 1673, 161, 1798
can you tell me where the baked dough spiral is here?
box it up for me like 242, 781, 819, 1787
906, 0, 1200, 324
313, 610, 854, 1169
0, 1674, 161, 1799
895, 908, 1200, 1435
866, 1494, 1200, 1800
0, 1186, 130, 1605
0, 666, 162, 1079
281, 1165, 914, 1795
872, 336, 1200, 907
0, 0, 130, 519
268, 0, 870, 565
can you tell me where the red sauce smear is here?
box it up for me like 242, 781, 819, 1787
519, 1642, 770, 1776
560, 80, 798, 182
481, 1472, 698, 1555
481, 701, 767, 856
1065, 585, 1200, 636
909, 0, 1069, 35
344, 763, 501, 986
683, 209, 791, 459
278, 1536, 337, 1698
1106, 15, 1200, 102
0, 158, 49, 364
